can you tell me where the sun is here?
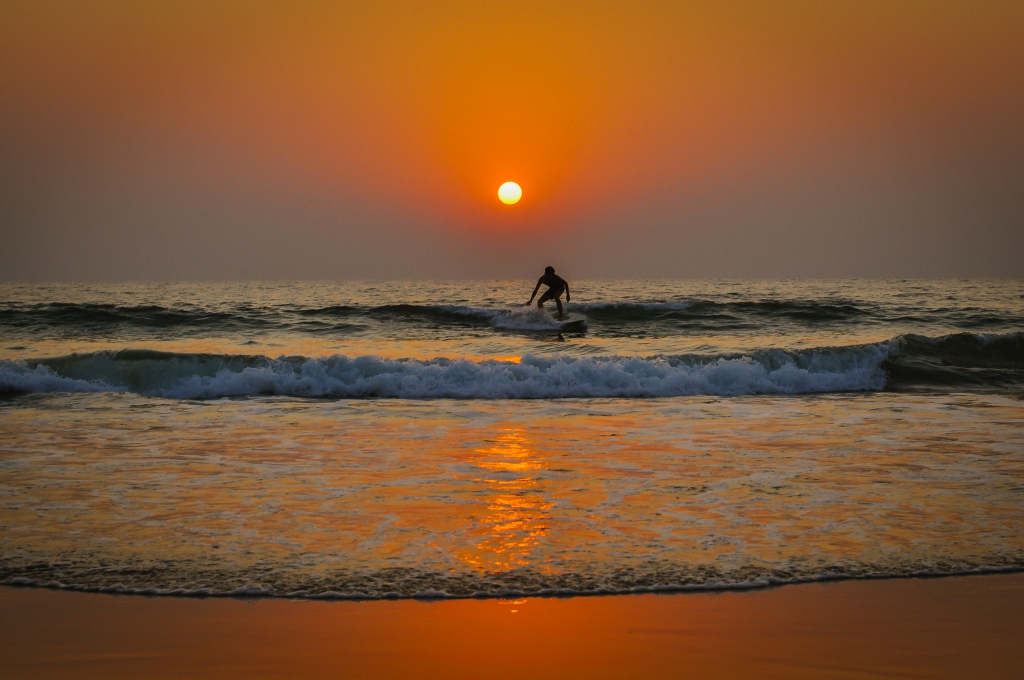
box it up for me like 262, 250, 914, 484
498, 182, 522, 205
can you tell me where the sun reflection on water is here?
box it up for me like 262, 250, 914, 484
457, 429, 553, 573
3, 394, 1023, 597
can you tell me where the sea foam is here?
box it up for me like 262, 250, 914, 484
4, 332, 1019, 400
1, 342, 893, 399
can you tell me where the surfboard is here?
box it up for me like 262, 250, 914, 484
493, 307, 587, 333
556, 313, 587, 332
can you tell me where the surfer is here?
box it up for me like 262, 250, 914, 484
527, 266, 571, 320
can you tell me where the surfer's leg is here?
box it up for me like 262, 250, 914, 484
555, 297, 564, 320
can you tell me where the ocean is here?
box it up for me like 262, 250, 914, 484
1, 279, 1022, 598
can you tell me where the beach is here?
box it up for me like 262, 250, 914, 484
3, 573, 1022, 679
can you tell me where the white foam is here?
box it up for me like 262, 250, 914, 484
440, 305, 578, 331
225, 586, 276, 597
7, 564, 1021, 601
166, 346, 890, 399
0, 343, 893, 399
0, 361, 112, 394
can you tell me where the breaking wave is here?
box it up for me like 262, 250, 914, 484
2, 332, 1020, 399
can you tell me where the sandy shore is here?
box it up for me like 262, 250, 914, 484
2, 573, 1022, 679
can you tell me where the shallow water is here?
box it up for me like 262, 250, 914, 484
1, 280, 1022, 597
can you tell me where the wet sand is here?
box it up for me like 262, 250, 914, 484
2, 573, 1022, 679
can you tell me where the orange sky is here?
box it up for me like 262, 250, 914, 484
2, 1, 1022, 279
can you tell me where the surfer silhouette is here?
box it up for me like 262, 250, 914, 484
527, 266, 571, 321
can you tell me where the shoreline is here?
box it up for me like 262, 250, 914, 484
3, 572, 1022, 679
3, 564, 1024, 602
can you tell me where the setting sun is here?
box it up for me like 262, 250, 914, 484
497, 182, 522, 205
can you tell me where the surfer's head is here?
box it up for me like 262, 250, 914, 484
545, 266, 555, 274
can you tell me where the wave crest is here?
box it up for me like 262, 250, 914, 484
1, 347, 888, 400
3, 332, 1019, 400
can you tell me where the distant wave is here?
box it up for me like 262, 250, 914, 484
269, 300, 870, 323
572, 299, 867, 323
3, 299, 1019, 332
3, 332, 1020, 399
304, 303, 580, 330
0, 302, 276, 334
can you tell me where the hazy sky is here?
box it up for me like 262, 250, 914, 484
2, 1, 1022, 280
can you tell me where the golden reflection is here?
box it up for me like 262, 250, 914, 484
457, 429, 553, 573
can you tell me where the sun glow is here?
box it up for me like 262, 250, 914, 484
497, 182, 522, 205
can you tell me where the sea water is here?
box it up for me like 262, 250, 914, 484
1, 280, 1022, 597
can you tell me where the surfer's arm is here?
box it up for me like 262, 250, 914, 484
563, 280, 570, 302
527, 280, 542, 304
